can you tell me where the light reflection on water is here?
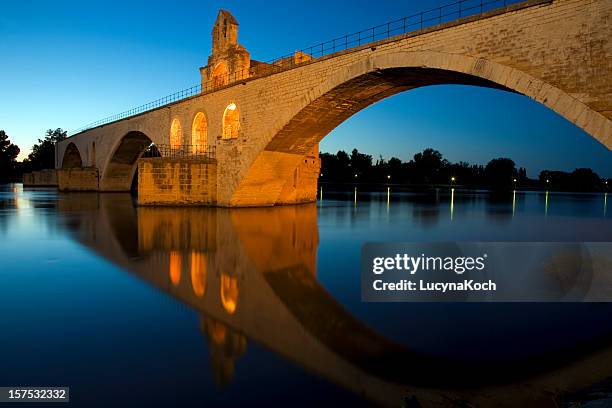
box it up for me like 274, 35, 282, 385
0, 184, 611, 407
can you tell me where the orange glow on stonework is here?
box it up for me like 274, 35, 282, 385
220, 273, 239, 314
170, 118, 182, 148
222, 103, 240, 139
190, 251, 207, 297
191, 112, 207, 152
169, 251, 182, 286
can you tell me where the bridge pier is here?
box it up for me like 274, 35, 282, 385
137, 157, 217, 206
23, 169, 58, 187
228, 147, 321, 207
57, 167, 99, 191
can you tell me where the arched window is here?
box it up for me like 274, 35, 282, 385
191, 112, 208, 154
170, 118, 182, 149
212, 61, 229, 88
220, 273, 239, 314
222, 103, 240, 140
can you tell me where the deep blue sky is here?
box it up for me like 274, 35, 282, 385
1, 0, 610, 177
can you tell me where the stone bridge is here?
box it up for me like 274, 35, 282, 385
55, 0, 611, 206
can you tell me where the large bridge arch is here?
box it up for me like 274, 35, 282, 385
99, 130, 153, 191
230, 50, 612, 206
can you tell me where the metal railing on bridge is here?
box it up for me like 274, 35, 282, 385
69, 0, 524, 136
142, 144, 216, 161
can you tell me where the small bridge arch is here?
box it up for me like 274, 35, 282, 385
100, 130, 153, 191
61, 142, 83, 169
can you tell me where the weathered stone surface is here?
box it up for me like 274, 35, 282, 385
57, 167, 99, 191
23, 169, 58, 186
138, 158, 217, 206
56, 0, 611, 206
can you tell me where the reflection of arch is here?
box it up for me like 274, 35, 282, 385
190, 251, 207, 297
101, 131, 152, 191
222, 103, 239, 140
169, 251, 182, 286
191, 112, 208, 151
61, 142, 83, 168
170, 118, 182, 148
233, 51, 612, 204
211, 61, 229, 88
65, 201, 612, 406
220, 273, 238, 314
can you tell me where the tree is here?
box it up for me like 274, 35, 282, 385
485, 158, 517, 189
569, 168, 600, 191
349, 148, 372, 180
0, 130, 20, 182
25, 128, 67, 171
411, 148, 446, 184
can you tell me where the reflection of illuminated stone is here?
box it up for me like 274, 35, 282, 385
59, 194, 612, 406
190, 251, 207, 297
137, 207, 217, 252
169, 251, 182, 286
220, 273, 239, 314
200, 316, 247, 386
229, 205, 319, 276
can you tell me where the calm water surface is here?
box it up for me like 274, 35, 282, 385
0, 184, 611, 407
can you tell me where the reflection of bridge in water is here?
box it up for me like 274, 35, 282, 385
57, 193, 612, 407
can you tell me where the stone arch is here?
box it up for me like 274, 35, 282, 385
212, 61, 229, 88
170, 118, 182, 148
230, 51, 612, 206
61, 142, 83, 168
222, 103, 240, 140
191, 112, 208, 152
100, 130, 152, 191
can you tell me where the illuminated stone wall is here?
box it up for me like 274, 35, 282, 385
137, 158, 217, 205
57, 167, 99, 191
23, 169, 58, 186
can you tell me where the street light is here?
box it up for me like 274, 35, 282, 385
387, 175, 391, 180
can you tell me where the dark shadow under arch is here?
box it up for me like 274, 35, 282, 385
61, 142, 83, 169
268, 67, 511, 155
100, 131, 152, 191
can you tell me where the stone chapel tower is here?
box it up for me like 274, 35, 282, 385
200, 10, 251, 90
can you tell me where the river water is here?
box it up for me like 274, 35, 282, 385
0, 184, 611, 407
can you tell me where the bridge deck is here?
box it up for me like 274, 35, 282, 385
67, 0, 550, 138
